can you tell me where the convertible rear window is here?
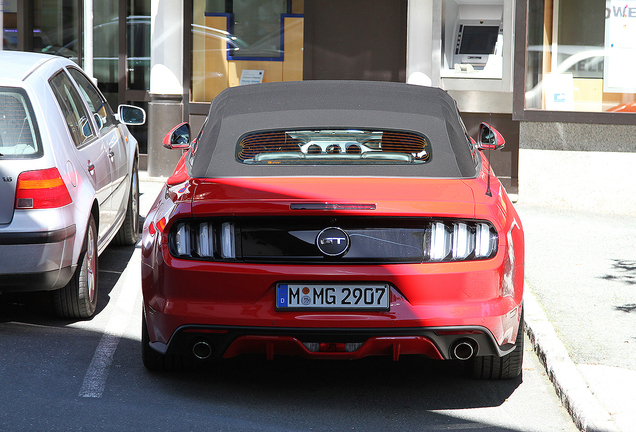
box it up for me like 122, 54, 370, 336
236, 129, 431, 165
0, 88, 41, 159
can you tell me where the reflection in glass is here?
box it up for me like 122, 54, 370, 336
524, 0, 635, 112
191, 0, 304, 103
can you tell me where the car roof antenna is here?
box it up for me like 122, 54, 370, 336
485, 145, 493, 197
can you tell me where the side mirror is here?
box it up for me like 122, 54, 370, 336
118, 104, 146, 125
477, 123, 505, 151
163, 122, 191, 150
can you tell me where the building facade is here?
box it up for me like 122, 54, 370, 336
514, 0, 636, 214
3, 0, 635, 214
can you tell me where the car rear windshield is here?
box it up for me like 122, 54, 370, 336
0, 88, 41, 159
236, 129, 431, 165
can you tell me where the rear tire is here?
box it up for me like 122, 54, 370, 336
114, 160, 139, 246
53, 215, 98, 319
467, 309, 524, 379
141, 310, 166, 372
141, 310, 196, 372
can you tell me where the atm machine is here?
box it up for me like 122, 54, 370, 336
437, 0, 513, 89
452, 18, 503, 73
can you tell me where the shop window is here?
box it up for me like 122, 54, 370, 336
525, 0, 636, 113
2, 0, 79, 55
191, 0, 304, 102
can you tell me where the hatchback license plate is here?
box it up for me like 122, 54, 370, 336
276, 283, 390, 310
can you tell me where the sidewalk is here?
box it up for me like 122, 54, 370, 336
138, 171, 167, 217
138, 173, 636, 431
516, 203, 636, 432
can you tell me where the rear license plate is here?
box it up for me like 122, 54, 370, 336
276, 283, 390, 311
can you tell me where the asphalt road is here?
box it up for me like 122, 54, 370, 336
0, 239, 579, 432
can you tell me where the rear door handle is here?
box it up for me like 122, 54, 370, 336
108, 148, 115, 161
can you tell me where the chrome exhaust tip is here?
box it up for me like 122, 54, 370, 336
451, 339, 477, 360
192, 341, 213, 360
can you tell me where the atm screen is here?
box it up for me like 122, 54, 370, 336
458, 26, 500, 55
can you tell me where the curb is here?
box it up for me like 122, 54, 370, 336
523, 282, 619, 432
139, 171, 168, 183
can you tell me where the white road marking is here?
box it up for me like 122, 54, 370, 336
79, 248, 141, 398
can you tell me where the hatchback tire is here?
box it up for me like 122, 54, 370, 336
114, 160, 140, 246
53, 215, 98, 319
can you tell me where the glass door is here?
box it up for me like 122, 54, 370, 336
89, 0, 149, 154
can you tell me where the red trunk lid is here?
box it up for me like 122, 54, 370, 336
190, 177, 476, 218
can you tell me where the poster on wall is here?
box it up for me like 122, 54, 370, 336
544, 73, 574, 110
604, 1, 636, 92
239, 70, 265, 86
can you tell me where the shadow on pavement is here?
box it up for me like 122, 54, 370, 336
0, 241, 137, 324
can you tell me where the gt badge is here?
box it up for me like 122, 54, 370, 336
316, 227, 350, 257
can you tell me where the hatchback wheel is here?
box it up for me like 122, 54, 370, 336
53, 215, 98, 319
114, 160, 140, 246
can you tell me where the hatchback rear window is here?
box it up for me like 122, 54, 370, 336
237, 129, 431, 165
0, 88, 41, 159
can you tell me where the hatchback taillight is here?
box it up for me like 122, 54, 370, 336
15, 168, 72, 209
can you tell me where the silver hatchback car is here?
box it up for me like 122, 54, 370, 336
0, 51, 145, 319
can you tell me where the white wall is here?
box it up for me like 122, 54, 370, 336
406, 0, 434, 85
519, 149, 636, 215
150, 0, 183, 95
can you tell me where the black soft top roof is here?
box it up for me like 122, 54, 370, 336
190, 80, 477, 178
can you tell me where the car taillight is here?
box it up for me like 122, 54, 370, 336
169, 219, 497, 263
423, 220, 498, 262
15, 168, 72, 209
172, 221, 236, 260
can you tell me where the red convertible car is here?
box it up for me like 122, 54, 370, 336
141, 81, 524, 379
